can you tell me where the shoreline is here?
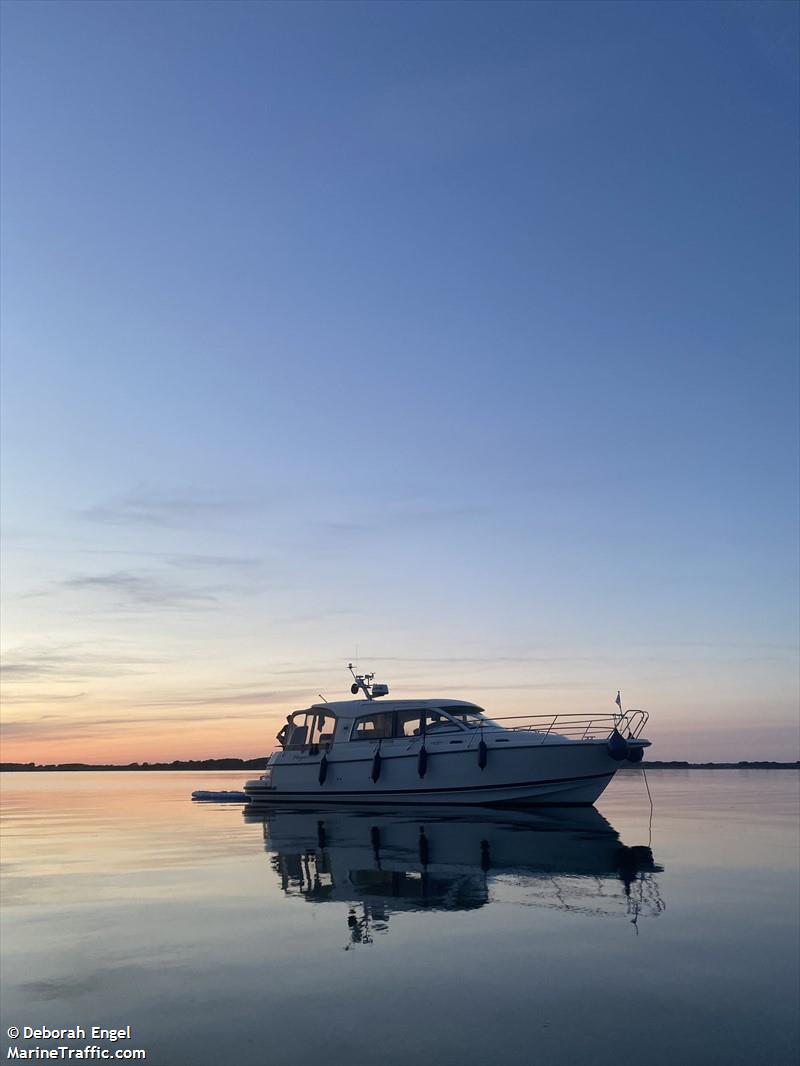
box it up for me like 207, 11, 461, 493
2, 759, 798, 772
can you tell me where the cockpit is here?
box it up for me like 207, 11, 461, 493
276, 710, 338, 750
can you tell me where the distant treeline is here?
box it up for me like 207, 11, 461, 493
0, 758, 270, 772
631, 760, 799, 770
1, 758, 798, 772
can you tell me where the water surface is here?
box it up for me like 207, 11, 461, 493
1, 770, 798, 1065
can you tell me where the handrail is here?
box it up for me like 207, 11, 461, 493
488, 710, 649, 742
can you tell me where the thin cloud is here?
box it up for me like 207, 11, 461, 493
274, 607, 358, 625
314, 503, 488, 542
142, 688, 307, 709
0, 699, 295, 744
60, 570, 220, 610
79, 488, 246, 528
367, 654, 600, 665
14, 546, 265, 571
0, 642, 165, 681
1, 692, 87, 705
629, 640, 799, 652
165, 554, 262, 571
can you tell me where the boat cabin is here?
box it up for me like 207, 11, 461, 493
275, 700, 490, 752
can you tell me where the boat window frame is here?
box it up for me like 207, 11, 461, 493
280, 708, 340, 750
395, 709, 425, 738
349, 710, 396, 742
281, 710, 313, 749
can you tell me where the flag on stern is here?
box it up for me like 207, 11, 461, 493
615, 691, 622, 710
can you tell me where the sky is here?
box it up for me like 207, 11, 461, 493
1, 0, 798, 764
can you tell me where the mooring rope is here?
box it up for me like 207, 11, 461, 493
642, 764, 654, 848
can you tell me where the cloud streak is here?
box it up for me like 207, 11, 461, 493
1, 692, 87, 705
59, 570, 223, 610
316, 503, 487, 540
0, 696, 299, 745
164, 553, 262, 571
79, 488, 251, 528
141, 688, 308, 708
0, 642, 165, 682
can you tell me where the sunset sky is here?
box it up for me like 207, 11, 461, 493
2, 0, 798, 765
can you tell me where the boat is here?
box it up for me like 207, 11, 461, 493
243, 804, 664, 940
243, 665, 651, 806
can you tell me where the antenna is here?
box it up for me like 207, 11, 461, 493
347, 663, 389, 700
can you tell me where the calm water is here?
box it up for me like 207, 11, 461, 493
1, 770, 798, 1066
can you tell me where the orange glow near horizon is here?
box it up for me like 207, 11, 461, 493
0, 717, 286, 765
3, 657, 799, 765
3, 698, 799, 766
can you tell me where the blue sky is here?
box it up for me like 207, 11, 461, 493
1, 0, 798, 762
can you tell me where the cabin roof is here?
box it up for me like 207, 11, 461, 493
305, 698, 484, 717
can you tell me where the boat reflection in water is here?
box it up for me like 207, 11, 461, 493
244, 805, 665, 946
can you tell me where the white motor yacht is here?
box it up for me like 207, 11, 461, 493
244, 666, 651, 806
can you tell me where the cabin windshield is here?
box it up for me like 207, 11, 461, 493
440, 707, 491, 728
423, 709, 463, 734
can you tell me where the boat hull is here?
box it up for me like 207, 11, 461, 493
244, 737, 644, 806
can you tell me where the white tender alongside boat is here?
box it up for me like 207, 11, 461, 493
244, 666, 651, 806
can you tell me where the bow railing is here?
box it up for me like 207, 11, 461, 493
487, 710, 649, 743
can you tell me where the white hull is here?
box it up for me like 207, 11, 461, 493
245, 736, 641, 806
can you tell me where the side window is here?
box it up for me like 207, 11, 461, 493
352, 713, 394, 740
396, 710, 423, 737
